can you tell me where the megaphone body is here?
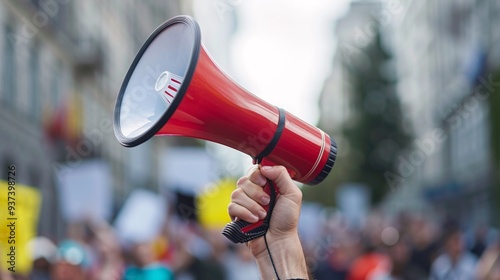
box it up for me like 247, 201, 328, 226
113, 16, 337, 243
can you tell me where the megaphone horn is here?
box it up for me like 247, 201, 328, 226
113, 15, 337, 243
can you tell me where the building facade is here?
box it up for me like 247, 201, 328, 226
0, 0, 183, 238
318, 1, 383, 158
386, 0, 500, 225
319, 0, 500, 225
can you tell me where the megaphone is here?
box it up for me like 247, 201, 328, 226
113, 16, 337, 243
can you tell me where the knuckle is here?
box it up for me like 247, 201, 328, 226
236, 176, 248, 187
251, 167, 262, 177
247, 172, 257, 182
275, 172, 285, 185
275, 165, 287, 173
251, 204, 263, 214
227, 202, 237, 213
230, 188, 242, 200
240, 183, 256, 195
249, 172, 264, 186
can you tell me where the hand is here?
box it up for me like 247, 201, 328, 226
228, 165, 308, 279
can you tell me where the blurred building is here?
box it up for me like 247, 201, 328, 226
317, 1, 413, 204
320, 0, 500, 225
318, 1, 382, 135
318, 1, 388, 176
0, 0, 184, 238
385, 0, 500, 225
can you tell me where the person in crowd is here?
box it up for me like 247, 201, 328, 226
476, 239, 500, 280
315, 233, 358, 280
380, 237, 427, 280
470, 223, 490, 258
123, 241, 174, 280
430, 220, 477, 280
29, 236, 57, 280
87, 221, 125, 280
169, 222, 227, 279
346, 238, 390, 280
408, 215, 440, 278
51, 240, 89, 280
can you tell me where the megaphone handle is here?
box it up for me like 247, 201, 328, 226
222, 178, 278, 243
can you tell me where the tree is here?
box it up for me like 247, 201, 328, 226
306, 25, 411, 205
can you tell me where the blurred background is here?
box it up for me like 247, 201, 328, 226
0, 0, 499, 279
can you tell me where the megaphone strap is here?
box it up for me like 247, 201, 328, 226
254, 107, 286, 164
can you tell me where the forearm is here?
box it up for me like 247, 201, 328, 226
254, 234, 308, 279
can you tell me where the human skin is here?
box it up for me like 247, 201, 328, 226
228, 165, 308, 279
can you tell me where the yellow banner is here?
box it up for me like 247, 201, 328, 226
196, 178, 236, 229
0, 180, 41, 275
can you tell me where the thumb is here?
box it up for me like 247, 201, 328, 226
260, 166, 300, 198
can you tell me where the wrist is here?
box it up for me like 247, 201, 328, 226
254, 233, 308, 279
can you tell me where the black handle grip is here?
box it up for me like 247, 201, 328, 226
222, 179, 278, 243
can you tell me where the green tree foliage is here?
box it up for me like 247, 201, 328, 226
489, 71, 500, 227
305, 26, 411, 205
342, 32, 411, 202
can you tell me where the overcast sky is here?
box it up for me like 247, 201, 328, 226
192, 0, 351, 175
230, 0, 350, 124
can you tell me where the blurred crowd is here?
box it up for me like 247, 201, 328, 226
311, 211, 500, 280
1, 210, 499, 280
1, 214, 259, 280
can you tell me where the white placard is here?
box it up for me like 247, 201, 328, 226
56, 160, 112, 222
159, 147, 215, 194
298, 202, 323, 248
114, 189, 166, 245
336, 183, 370, 229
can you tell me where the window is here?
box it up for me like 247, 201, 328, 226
1, 158, 14, 180
28, 165, 41, 188
51, 61, 61, 107
3, 25, 16, 107
30, 41, 40, 121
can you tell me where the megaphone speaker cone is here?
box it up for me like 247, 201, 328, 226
114, 16, 200, 146
113, 15, 337, 185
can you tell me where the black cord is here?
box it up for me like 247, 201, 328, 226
264, 232, 280, 280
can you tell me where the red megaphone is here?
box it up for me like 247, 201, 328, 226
113, 16, 337, 243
